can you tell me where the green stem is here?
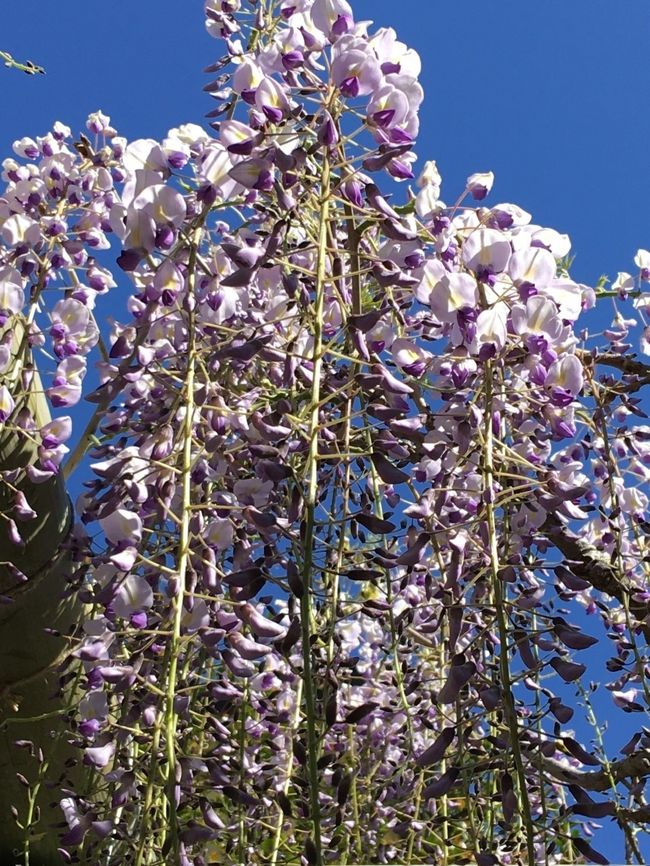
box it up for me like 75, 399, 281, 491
161, 225, 203, 860
269, 680, 303, 866
483, 361, 536, 865
298, 142, 333, 866
0, 50, 44, 75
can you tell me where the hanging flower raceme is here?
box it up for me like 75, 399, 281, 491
2, 3, 650, 866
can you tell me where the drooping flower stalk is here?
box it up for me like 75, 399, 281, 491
2, 2, 650, 864
482, 360, 536, 864
298, 129, 334, 866
161, 220, 205, 858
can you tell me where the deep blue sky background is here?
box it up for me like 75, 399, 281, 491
3, 0, 650, 288
3, 2, 650, 863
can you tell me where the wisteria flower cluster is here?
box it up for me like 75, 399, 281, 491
1, 1, 650, 865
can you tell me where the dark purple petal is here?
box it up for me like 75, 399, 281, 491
371, 452, 410, 484
355, 512, 396, 534
220, 267, 255, 287
222, 649, 256, 678
475, 856, 498, 866
549, 697, 574, 723
621, 732, 642, 755
553, 618, 598, 650
438, 657, 476, 704
554, 565, 591, 591
222, 786, 261, 808
200, 802, 226, 831
349, 310, 383, 332
221, 567, 263, 587
395, 532, 429, 566
563, 737, 601, 766
344, 702, 379, 724
364, 183, 401, 220
570, 802, 616, 818
573, 838, 610, 865
416, 726, 455, 767
180, 822, 217, 845
346, 568, 382, 582
422, 767, 461, 798
479, 687, 501, 712
550, 656, 586, 682
501, 772, 516, 824
237, 603, 286, 639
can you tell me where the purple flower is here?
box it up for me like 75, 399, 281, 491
466, 171, 494, 200
331, 41, 382, 98
311, 0, 354, 37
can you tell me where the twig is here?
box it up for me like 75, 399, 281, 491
0, 50, 44, 75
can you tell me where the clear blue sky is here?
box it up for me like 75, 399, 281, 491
3, 0, 650, 289
3, 2, 649, 862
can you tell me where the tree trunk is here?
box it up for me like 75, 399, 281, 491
0, 354, 77, 865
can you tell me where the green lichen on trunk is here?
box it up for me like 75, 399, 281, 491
0, 375, 77, 865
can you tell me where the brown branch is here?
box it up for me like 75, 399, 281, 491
540, 750, 650, 792
542, 516, 650, 640
579, 349, 650, 393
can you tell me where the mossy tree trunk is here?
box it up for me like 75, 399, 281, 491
0, 357, 78, 865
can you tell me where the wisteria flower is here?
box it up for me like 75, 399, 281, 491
331, 37, 382, 97
100, 509, 143, 545
430, 272, 478, 323
0, 266, 24, 312
466, 170, 494, 201
310, 0, 354, 36
635, 248, 650, 280
462, 228, 512, 276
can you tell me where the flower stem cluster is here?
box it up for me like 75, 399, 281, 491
1, 1, 650, 865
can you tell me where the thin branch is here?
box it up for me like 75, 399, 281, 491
579, 349, 650, 393
0, 50, 44, 75
542, 516, 650, 639
540, 751, 650, 792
